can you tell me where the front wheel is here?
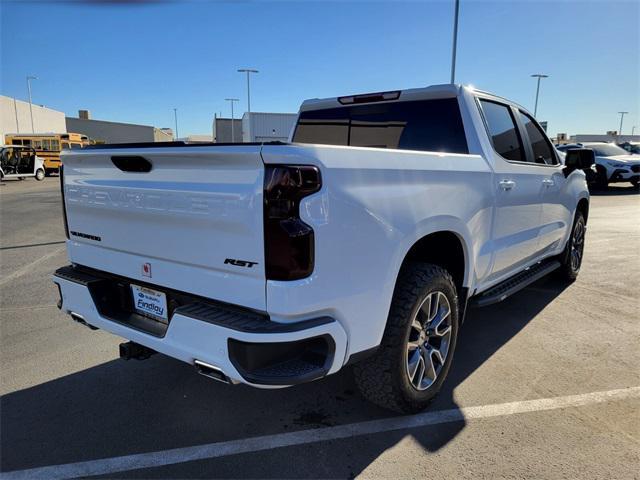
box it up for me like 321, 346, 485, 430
557, 210, 586, 281
353, 263, 459, 413
35, 169, 45, 181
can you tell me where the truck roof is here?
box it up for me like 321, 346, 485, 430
299, 84, 463, 112
299, 83, 532, 117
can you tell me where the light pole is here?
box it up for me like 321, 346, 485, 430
618, 111, 628, 136
237, 69, 258, 113
450, 0, 460, 84
26, 75, 38, 133
173, 108, 179, 140
632, 126, 636, 136
531, 73, 549, 117
225, 98, 239, 142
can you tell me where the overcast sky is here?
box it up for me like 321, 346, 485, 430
2, 0, 638, 137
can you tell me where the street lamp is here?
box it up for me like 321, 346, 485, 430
450, 0, 460, 84
237, 69, 259, 113
225, 98, 239, 142
618, 111, 628, 136
531, 74, 549, 117
173, 108, 179, 140
26, 75, 38, 133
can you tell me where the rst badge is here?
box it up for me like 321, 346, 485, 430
142, 262, 152, 277
224, 258, 258, 268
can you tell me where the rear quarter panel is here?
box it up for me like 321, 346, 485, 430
262, 144, 494, 360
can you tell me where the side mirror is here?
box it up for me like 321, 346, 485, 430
564, 148, 595, 176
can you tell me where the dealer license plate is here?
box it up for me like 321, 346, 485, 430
131, 284, 168, 321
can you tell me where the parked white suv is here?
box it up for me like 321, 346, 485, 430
53, 85, 593, 413
557, 142, 640, 188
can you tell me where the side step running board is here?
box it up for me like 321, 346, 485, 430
471, 259, 561, 308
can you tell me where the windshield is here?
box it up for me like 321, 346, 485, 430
586, 144, 629, 157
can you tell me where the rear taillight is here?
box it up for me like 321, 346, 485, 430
60, 164, 69, 239
264, 165, 321, 281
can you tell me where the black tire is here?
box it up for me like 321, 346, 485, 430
557, 210, 586, 282
353, 263, 459, 413
631, 179, 639, 189
35, 169, 45, 181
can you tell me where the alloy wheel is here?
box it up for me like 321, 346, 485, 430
570, 219, 585, 272
405, 291, 452, 391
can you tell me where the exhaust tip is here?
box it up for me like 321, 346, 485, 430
194, 360, 230, 384
70, 312, 99, 330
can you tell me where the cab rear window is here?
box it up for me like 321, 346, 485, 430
292, 98, 468, 154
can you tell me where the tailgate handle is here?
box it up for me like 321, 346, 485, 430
111, 156, 152, 173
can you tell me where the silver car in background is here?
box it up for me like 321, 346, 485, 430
557, 142, 640, 188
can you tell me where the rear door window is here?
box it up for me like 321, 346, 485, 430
517, 110, 558, 165
479, 99, 524, 162
293, 98, 469, 154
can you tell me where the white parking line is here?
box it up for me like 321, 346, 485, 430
0, 247, 65, 288
2, 386, 638, 480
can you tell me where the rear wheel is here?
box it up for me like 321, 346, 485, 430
557, 210, 586, 282
35, 169, 45, 181
353, 263, 459, 413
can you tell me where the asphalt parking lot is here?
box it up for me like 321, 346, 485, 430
1, 177, 639, 479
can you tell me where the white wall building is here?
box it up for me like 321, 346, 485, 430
570, 133, 640, 143
242, 112, 297, 143
212, 117, 242, 143
1, 95, 67, 142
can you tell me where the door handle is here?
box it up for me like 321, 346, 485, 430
542, 179, 555, 187
499, 179, 516, 191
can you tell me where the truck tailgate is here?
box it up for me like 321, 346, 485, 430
61, 145, 266, 311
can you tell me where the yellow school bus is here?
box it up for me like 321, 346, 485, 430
4, 133, 89, 175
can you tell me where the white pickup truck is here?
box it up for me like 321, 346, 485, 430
53, 84, 594, 413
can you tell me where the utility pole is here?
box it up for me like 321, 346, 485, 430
450, 0, 460, 84
13, 97, 20, 133
26, 75, 38, 133
531, 73, 549, 117
237, 69, 259, 113
618, 111, 628, 136
225, 98, 239, 142
173, 108, 179, 140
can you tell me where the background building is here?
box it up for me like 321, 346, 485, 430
1, 95, 66, 141
570, 133, 640, 143
242, 112, 297, 142
212, 117, 242, 143
66, 110, 173, 144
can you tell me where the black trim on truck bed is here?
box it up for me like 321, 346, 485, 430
83, 141, 288, 150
